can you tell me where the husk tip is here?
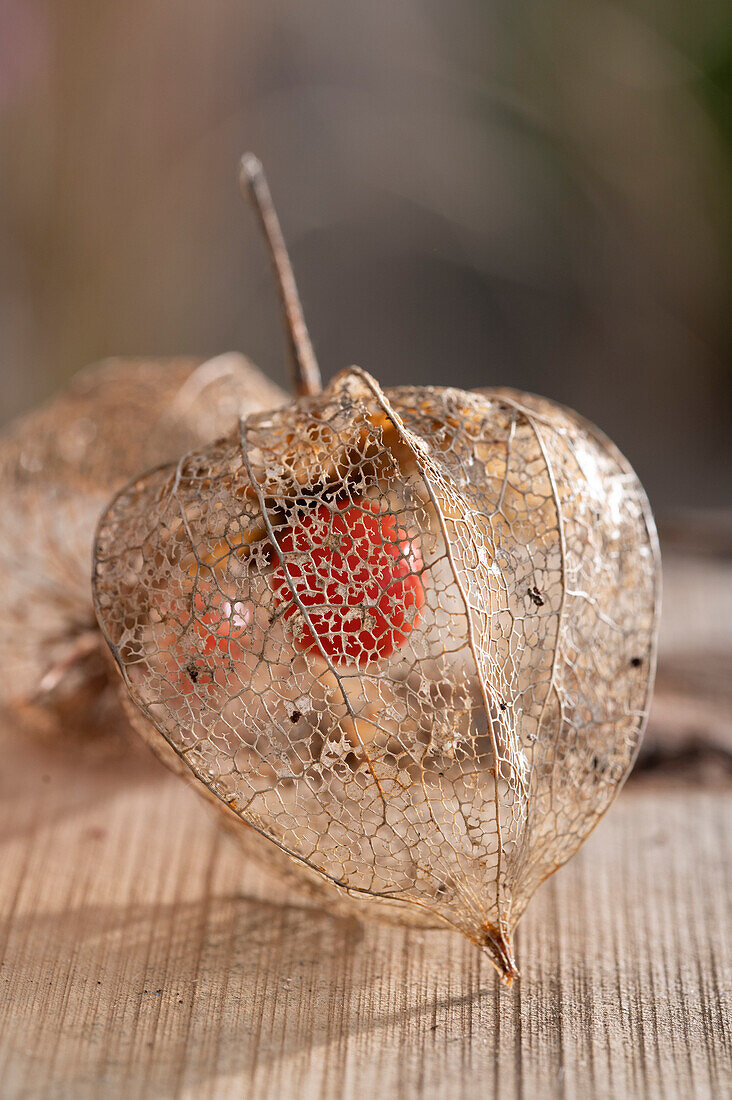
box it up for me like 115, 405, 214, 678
480, 925, 520, 986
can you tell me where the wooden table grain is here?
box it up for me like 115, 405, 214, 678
0, 545, 730, 1099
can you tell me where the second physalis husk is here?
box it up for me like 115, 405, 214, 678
92, 367, 660, 983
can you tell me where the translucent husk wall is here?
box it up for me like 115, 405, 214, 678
93, 369, 660, 980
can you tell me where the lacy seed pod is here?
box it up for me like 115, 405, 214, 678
2, 156, 660, 983
93, 361, 660, 982
0, 354, 286, 708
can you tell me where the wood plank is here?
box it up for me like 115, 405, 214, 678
0, 713, 728, 1100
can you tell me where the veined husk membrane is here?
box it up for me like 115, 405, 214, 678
92, 367, 659, 982
0, 355, 287, 710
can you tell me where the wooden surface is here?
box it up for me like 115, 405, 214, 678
1, 545, 730, 1099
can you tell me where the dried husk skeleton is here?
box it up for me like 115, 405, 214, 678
0, 354, 286, 711
91, 366, 659, 981
0, 159, 660, 983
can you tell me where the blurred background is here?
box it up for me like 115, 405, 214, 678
1, 0, 730, 511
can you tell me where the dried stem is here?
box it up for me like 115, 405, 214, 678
239, 154, 322, 398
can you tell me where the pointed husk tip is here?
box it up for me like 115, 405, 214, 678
480, 926, 520, 986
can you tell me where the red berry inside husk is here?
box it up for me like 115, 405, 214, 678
271, 499, 425, 666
